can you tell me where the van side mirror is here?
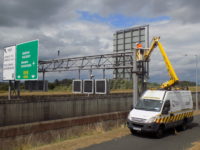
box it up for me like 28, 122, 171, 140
130, 105, 134, 110
162, 107, 170, 114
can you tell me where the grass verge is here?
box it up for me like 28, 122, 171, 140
31, 125, 129, 150
4, 119, 127, 150
30, 111, 200, 150
27, 123, 129, 150
188, 141, 200, 150
1, 86, 200, 96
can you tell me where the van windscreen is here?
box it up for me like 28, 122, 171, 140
135, 99, 163, 112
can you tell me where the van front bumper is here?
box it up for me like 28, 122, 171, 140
127, 119, 160, 132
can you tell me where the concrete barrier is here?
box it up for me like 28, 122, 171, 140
0, 111, 128, 150
0, 111, 128, 138
0, 92, 199, 127
0, 94, 132, 127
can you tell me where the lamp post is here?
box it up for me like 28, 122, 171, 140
195, 55, 198, 110
185, 54, 198, 110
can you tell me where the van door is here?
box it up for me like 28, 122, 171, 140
162, 100, 170, 115
161, 100, 173, 128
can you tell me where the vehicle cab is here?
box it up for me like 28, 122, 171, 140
127, 90, 193, 138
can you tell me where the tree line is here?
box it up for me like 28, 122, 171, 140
0, 79, 197, 91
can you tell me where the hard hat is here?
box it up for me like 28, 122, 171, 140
136, 43, 143, 48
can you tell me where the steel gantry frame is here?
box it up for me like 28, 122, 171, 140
38, 50, 149, 83
39, 51, 137, 72
38, 49, 149, 107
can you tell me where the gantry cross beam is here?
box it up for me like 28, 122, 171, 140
38, 51, 137, 72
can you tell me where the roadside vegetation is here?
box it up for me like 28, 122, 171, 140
188, 141, 200, 150
29, 123, 129, 150
18, 110, 200, 150
0, 79, 199, 96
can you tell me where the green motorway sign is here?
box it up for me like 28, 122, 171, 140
15, 40, 38, 80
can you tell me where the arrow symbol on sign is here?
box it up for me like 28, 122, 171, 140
32, 61, 35, 65
32, 75, 35, 78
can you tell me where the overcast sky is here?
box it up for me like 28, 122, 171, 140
0, 0, 200, 83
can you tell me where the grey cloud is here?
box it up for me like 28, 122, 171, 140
0, 0, 200, 82
30, 21, 113, 61
174, 0, 200, 23
78, 0, 200, 24
0, 0, 199, 30
0, 0, 75, 28
146, 20, 200, 83
0, 21, 113, 81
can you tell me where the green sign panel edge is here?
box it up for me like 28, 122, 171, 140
15, 40, 38, 80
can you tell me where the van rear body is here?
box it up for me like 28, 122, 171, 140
127, 90, 193, 137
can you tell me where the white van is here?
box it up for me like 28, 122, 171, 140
127, 90, 193, 138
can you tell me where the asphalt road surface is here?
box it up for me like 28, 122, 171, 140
80, 115, 200, 150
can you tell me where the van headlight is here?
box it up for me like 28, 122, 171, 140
127, 113, 131, 120
145, 116, 157, 123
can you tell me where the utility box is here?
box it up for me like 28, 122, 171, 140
24, 80, 48, 91
83, 80, 94, 94
72, 80, 82, 93
95, 79, 108, 94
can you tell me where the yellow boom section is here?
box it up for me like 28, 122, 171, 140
144, 37, 179, 89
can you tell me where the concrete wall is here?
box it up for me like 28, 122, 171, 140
0, 111, 128, 150
0, 94, 132, 127
0, 92, 199, 127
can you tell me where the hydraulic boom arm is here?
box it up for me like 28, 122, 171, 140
143, 37, 179, 89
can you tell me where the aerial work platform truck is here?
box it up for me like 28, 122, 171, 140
127, 37, 193, 138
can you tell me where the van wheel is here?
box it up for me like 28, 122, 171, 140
156, 127, 164, 138
129, 128, 135, 135
180, 122, 187, 131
